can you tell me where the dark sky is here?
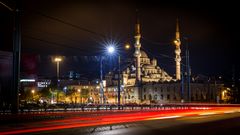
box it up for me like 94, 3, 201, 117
0, 0, 239, 79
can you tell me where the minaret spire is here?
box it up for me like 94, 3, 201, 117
176, 18, 180, 39
134, 9, 141, 83
174, 18, 181, 80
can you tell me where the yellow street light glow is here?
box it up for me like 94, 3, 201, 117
78, 89, 81, 92
125, 43, 130, 50
31, 89, 35, 94
54, 57, 62, 62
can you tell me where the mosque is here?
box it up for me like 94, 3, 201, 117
103, 17, 224, 104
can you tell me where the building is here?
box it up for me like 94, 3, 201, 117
103, 17, 225, 104
104, 50, 174, 104
0, 51, 12, 109
141, 82, 223, 104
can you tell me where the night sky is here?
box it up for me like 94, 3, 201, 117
0, 0, 239, 79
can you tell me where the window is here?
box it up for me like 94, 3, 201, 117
149, 94, 152, 100
201, 94, 204, 100
167, 95, 170, 100
144, 95, 146, 100
161, 95, 163, 100
154, 94, 158, 100
174, 95, 177, 100
167, 86, 170, 92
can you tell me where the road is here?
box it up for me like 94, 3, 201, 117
0, 107, 240, 135
30, 113, 240, 135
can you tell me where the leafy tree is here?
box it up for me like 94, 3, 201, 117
39, 87, 51, 99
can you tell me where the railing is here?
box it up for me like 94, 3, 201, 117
1, 103, 240, 115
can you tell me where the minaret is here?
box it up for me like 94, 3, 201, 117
134, 10, 141, 83
174, 19, 181, 80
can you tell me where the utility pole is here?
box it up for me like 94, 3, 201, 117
185, 37, 191, 102
117, 55, 121, 110
181, 64, 185, 103
100, 56, 104, 104
0, 1, 21, 114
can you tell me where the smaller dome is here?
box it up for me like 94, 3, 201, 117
140, 51, 148, 58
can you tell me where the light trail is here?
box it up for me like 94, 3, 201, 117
1, 107, 240, 135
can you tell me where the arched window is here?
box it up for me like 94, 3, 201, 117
149, 94, 152, 100
167, 95, 170, 100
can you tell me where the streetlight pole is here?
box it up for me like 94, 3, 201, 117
117, 55, 121, 110
181, 64, 185, 103
184, 38, 191, 102
54, 57, 62, 80
54, 57, 62, 104
54, 57, 62, 86
100, 56, 104, 104
57, 61, 59, 80
31, 89, 35, 101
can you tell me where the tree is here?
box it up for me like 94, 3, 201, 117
65, 87, 75, 103
39, 87, 51, 99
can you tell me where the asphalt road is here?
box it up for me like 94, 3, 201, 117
29, 113, 240, 135
1, 107, 240, 135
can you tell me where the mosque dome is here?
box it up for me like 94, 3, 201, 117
140, 51, 148, 58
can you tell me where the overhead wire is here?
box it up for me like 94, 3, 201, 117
29, 9, 106, 39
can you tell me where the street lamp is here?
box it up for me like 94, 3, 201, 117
106, 45, 121, 108
99, 45, 116, 105
181, 37, 191, 102
54, 57, 62, 80
31, 89, 35, 101
106, 44, 130, 109
54, 57, 62, 93
107, 46, 115, 54
125, 43, 131, 50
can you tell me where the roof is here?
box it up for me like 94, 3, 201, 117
140, 50, 148, 58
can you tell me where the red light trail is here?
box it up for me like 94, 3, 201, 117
0, 107, 240, 135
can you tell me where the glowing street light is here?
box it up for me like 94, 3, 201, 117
107, 46, 115, 54
125, 43, 130, 50
54, 57, 62, 79
54, 57, 62, 62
